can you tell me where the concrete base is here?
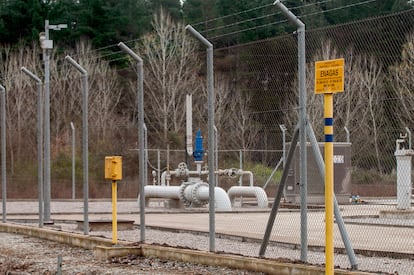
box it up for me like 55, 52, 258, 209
94, 244, 370, 275
285, 194, 350, 204
76, 219, 135, 231
379, 209, 414, 220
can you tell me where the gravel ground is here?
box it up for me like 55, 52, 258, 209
1, 200, 413, 274
3, 222, 411, 275
0, 231, 265, 274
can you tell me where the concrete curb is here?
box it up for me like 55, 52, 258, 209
0, 222, 373, 275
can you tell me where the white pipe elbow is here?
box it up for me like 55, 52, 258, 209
227, 186, 268, 208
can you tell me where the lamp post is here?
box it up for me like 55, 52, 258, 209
39, 20, 67, 222
21, 67, 44, 228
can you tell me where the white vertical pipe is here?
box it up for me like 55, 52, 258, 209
186, 94, 193, 156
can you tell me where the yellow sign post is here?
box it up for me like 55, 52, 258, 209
105, 156, 122, 245
314, 58, 344, 274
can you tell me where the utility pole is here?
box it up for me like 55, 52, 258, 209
39, 20, 67, 222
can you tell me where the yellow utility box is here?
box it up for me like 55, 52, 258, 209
105, 156, 122, 180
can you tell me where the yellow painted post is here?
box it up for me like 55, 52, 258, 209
112, 180, 117, 245
324, 94, 334, 274
104, 156, 122, 245
315, 58, 344, 274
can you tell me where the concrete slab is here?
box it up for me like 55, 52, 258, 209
1, 200, 413, 257
76, 219, 135, 231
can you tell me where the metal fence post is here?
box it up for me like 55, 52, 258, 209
70, 122, 75, 199
0, 85, 6, 223
185, 25, 216, 252
118, 42, 146, 242
274, 0, 308, 261
21, 67, 44, 227
64, 56, 89, 235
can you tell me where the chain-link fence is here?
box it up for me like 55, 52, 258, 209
205, 8, 414, 271
1, 8, 414, 274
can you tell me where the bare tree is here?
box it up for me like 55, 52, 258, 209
390, 32, 414, 127
196, 73, 260, 152
133, 8, 202, 147
57, 40, 122, 151
357, 55, 385, 172
0, 44, 40, 174
288, 39, 385, 172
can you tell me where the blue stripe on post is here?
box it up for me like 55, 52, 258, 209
325, 118, 333, 126
325, 135, 333, 142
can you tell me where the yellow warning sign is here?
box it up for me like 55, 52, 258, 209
314, 58, 344, 94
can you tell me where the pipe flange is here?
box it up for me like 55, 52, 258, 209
191, 182, 208, 207
179, 182, 192, 207
177, 162, 188, 176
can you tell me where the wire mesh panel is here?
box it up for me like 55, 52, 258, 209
211, 9, 414, 272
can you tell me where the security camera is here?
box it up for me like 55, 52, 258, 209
39, 32, 46, 42
39, 32, 53, 49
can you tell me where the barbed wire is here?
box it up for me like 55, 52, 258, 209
201, 0, 336, 34
207, 0, 378, 41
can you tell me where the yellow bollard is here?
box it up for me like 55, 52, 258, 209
105, 156, 122, 245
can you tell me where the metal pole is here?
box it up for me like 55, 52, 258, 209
43, 20, 51, 222
274, 0, 308, 261
405, 127, 411, 150
144, 123, 148, 191
41, 20, 68, 222
214, 125, 219, 186
280, 124, 288, 201
306, 122, 358, 270
324, 94, 335, 274
279, 124, 287, 168
0, 85, 6, 223
70, 122, 75, 199
260, 126, 299, 257
239, 150, 243, 185
118, 42, 146, 242
65, 56, 89, 235
344, 126, 350, 143
263, 157, 283, 190
21, 67, 44, 227
157, 149, 161, 185
112, 180, 118, 244
185, 25, 216, 252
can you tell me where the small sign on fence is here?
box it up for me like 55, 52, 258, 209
314, 58, 344, 94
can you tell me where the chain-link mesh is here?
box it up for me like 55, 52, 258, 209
1, 8, 414, 274
208, 9, 414, 270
